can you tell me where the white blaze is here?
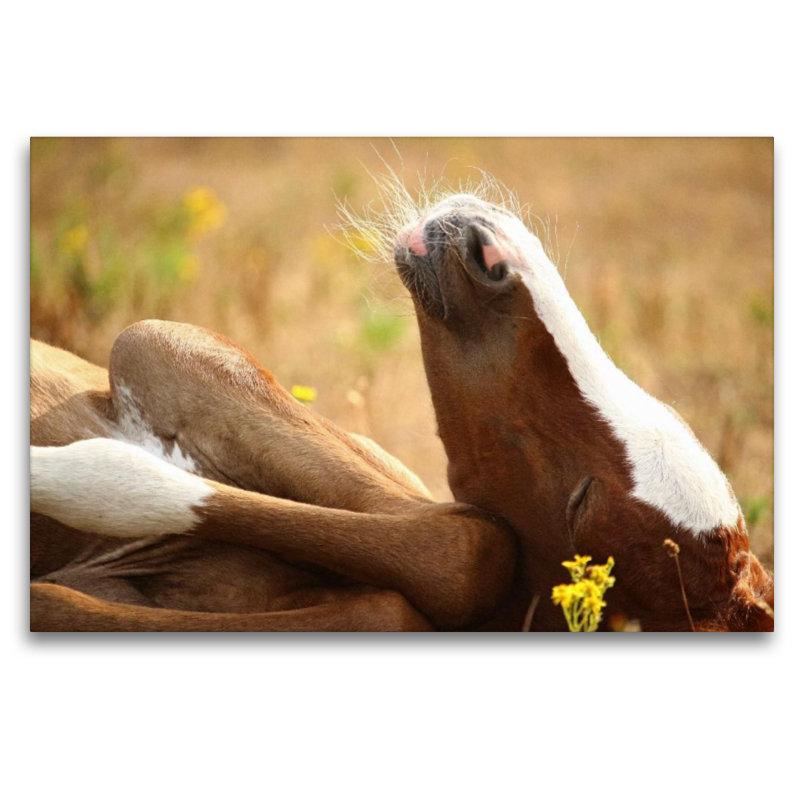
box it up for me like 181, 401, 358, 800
507, 216, 740, 535
30, 439, 213, 537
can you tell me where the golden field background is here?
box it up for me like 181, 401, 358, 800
30, 137, 774, 565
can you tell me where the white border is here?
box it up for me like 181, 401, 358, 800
5, 3, 793, 799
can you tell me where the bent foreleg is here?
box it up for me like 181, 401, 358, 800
31, 439, 516, 629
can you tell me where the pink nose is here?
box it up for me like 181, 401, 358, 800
408, 222, 428, 256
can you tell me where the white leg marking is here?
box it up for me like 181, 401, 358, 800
114, 382, 200, 473
30, 439, 213, 538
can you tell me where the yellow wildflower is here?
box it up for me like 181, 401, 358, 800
291, 385, 318, 405
183, 187, 227, 236
583, 594, 605, 616
552, 555, 615, 632
588, 557, 616, 591
551, 584, 575, 608
561, 554, 592, 582
347, 229, 382, 257
61, 224, 89, 256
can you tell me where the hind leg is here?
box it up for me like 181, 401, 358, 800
31, 583, 435, 632
108, 319, 427, 514
35, 320, 515, 630
32, 572, 160, 608
31, 438, 515, 630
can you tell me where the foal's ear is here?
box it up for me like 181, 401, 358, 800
743, 559, 774, 631
743, 600, 775, 631
735, 554, 774, 631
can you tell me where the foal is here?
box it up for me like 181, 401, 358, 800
390, 192, 773, 631
30, 192, 773, 631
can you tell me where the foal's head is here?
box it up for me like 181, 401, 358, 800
390, 192, 772, 632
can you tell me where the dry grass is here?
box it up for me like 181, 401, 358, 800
30, 137, 774, 566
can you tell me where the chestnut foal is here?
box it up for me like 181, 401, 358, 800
31, 328, 513, 631
30, 193, 773, 631
392, 193, 773, 631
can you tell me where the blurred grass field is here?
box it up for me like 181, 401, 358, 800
29, 137, 774, 566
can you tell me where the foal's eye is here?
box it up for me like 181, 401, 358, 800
566, 476, 595, 542
571, 476, 594, 511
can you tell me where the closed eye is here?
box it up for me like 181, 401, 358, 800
566, 475, 595, 543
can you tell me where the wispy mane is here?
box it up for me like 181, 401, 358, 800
335, 168, 561, 267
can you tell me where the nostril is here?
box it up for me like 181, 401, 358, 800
466, 224, 488, 273
466, 222, 506, 281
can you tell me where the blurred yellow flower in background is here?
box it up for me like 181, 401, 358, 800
60, 224, 89, 256
183, 187, 227, 236
347, 228, 382, 257
291, 385, 318, 405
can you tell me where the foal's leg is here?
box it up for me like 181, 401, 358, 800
31, 439, 515, 630
31, 583, 434, 632
101, 321, 516, 628
108, 320, 428, 514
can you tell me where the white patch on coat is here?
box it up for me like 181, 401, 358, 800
30, 439, 213, 538
113, 382, 200, 473
503, 215, 740, 535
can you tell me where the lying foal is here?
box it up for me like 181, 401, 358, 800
30, 193, 773, 631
